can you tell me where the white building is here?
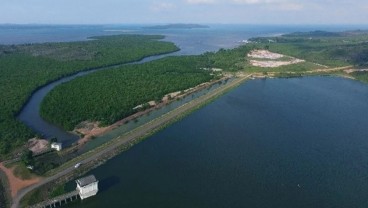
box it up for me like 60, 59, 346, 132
51, 142, 62, 151
76, 175, 99, 200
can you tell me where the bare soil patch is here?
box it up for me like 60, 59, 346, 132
0, 162, 41, 198
28, 138, 49, 154
248, 50, 305, 68
248, 50, 285, 59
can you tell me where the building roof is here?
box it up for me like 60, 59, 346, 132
51, 142, 62, 147
76, 175, 97, 187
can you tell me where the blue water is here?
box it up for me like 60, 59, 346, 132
80, 79, 233, 153
2, 24, 368, 54
5, 24, 368, 207
65, 76, 368, 208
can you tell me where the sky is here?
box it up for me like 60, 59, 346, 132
1, 0, 367, 25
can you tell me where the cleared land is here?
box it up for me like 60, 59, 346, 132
0, 162, 41, 198
248, 49, 305, 68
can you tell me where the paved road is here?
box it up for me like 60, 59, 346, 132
12, 65, 352, 207
11, 75, 249, 208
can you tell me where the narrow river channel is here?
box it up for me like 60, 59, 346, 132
17, 51, 181, 146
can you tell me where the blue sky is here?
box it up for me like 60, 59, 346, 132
1, 0, 367, 24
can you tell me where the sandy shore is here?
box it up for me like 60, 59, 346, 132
0, 162, 41, 198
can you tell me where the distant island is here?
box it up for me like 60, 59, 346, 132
144, 24, 209, 29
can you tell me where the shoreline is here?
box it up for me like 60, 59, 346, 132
13, 70, 360, 207
8, 43, 357, 206
13, 74, 250, 208
16, 45, 180, 147
73, 75, 230, 149
64, 66, 354, 153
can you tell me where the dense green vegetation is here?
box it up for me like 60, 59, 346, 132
250, 30, 368, 67
351, 71, 368, 83
202, 46, 253, 71
0, 35, 178, 156
41, 56, 215, 130
50, 184, 65, 198
0, 177, 9, 208
40, 31, 368, 132
5, 30, 368, 158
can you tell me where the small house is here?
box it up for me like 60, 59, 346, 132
51, 142, 62, 151
76, 175, 99, 200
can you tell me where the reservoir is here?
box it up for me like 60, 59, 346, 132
66, 76, 368, 208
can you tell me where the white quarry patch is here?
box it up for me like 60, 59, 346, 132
248, 50, 284, 60
247, 50, 305, 68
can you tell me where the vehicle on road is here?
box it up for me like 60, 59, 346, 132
74, 163, 81, 168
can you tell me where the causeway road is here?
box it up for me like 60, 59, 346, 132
12, 75, 250, 208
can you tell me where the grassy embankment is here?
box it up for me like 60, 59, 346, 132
0, 34, 179, 158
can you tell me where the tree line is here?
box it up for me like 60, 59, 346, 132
0, 34, 179, 156
40, 56, 215, 130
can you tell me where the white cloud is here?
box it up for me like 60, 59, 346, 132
185, 0, 216, 5
151, 2, 176, 12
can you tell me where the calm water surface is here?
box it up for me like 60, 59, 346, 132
66, 76, 368, 208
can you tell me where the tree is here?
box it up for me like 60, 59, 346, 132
50, 137, 58, 143
21, 150, 34, 166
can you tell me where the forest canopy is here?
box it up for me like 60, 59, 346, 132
0, 34, 179, 156
40, 56, 215, 130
